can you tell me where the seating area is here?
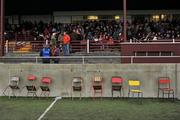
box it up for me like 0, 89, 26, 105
5, 19, 180, 55
3, 76, 20, 98
71, 77, 83, 100
24, 74, 37, 97
111, 76, 124, 98
128, 80, 143, 98
158, 77, 174, 100
40, 77, 52, 97
1, 71, 175, 100
3, 75, 52, 98
92, 75, 103, 99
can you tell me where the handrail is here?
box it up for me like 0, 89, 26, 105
0, 56, 180, 64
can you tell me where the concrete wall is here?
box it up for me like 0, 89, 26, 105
0, 63, 179, 99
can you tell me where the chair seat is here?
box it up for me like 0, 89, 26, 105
93, 85, 102, 90
9, 85, 20, 89
130, 90, 142, 93
27, 75, 36, 81
26, 86, 36, 91
160, 88, 174, 91
40, 86, 50, 91
112, 86, 122, 91
41, 77, 52, 84
73, 86, 82, 91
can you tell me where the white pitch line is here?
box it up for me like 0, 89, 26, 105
37, 97, 62, 120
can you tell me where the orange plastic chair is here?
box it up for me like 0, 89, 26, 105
111, 76, 124, 98
71, 77, 83, 100
158, 77, 174, 100
40, 77, 52, 97
128, 80, 143, 98
92, 75, 103, 99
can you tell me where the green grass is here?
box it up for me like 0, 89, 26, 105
0, 97, 180, 120
0, 97, 53, 120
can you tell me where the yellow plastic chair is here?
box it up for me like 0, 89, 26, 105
128, 80, 143, 98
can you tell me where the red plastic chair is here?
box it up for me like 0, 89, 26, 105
25, 74, 37, 97
111, 76, 124, 98
40, 77, 52, 97
158, 77, 174, 100
27, 75, 36, 81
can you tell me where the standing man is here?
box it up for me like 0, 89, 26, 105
63, 31, 71, 56
40, 44, 52, 63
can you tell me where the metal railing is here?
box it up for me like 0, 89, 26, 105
0, 56, 180, 64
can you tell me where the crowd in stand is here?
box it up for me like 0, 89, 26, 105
5, 19, 180, 44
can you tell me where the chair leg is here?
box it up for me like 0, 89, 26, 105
162, 91, 165, 100
172, 91, 175, 101
120, 90, 122, 97
128, 92, 130, 97
80, 91, 82, 100
141, 92, 143, 98
93, 90, 95, 100
3, 86, 9, 96
168, 91, 170, 99
157, 89, 159, 98
40, 91, 43, 97
71, 88, 73, 100
101, 90, 102, 99
120, 88, 124, 97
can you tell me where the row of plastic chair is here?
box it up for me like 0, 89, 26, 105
72, 76, 174, 100
72, 76, 142, 99
3, 75, 52, 98
2, 75, 174, 100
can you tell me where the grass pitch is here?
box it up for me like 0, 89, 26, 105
0, 97, 180, 120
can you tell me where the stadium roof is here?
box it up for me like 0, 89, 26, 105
6, 0, 179, 15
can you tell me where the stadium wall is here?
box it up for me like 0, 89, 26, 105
0, 63, 179, 99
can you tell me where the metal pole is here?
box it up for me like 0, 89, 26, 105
87, 39, 89, 54
123, 0, 127, 42
0, 0, 4, 56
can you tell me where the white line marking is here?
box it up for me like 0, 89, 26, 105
37, 97, 62, 120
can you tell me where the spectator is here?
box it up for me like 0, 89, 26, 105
63, 32, 71, 56
70, 29, 78, 41
40, 44, 52, 63
52, 45, 60, 63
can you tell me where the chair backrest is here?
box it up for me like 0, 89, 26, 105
72, 77, 83, 87
94, 75, 102, 82
9, 76, 20, 86
112, 77, 123, 84
41, 77, 52, 84
128, 80, 141, 90
27, 74, 36, 81
158, 77, 171, 88
93, 75, 103, 87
